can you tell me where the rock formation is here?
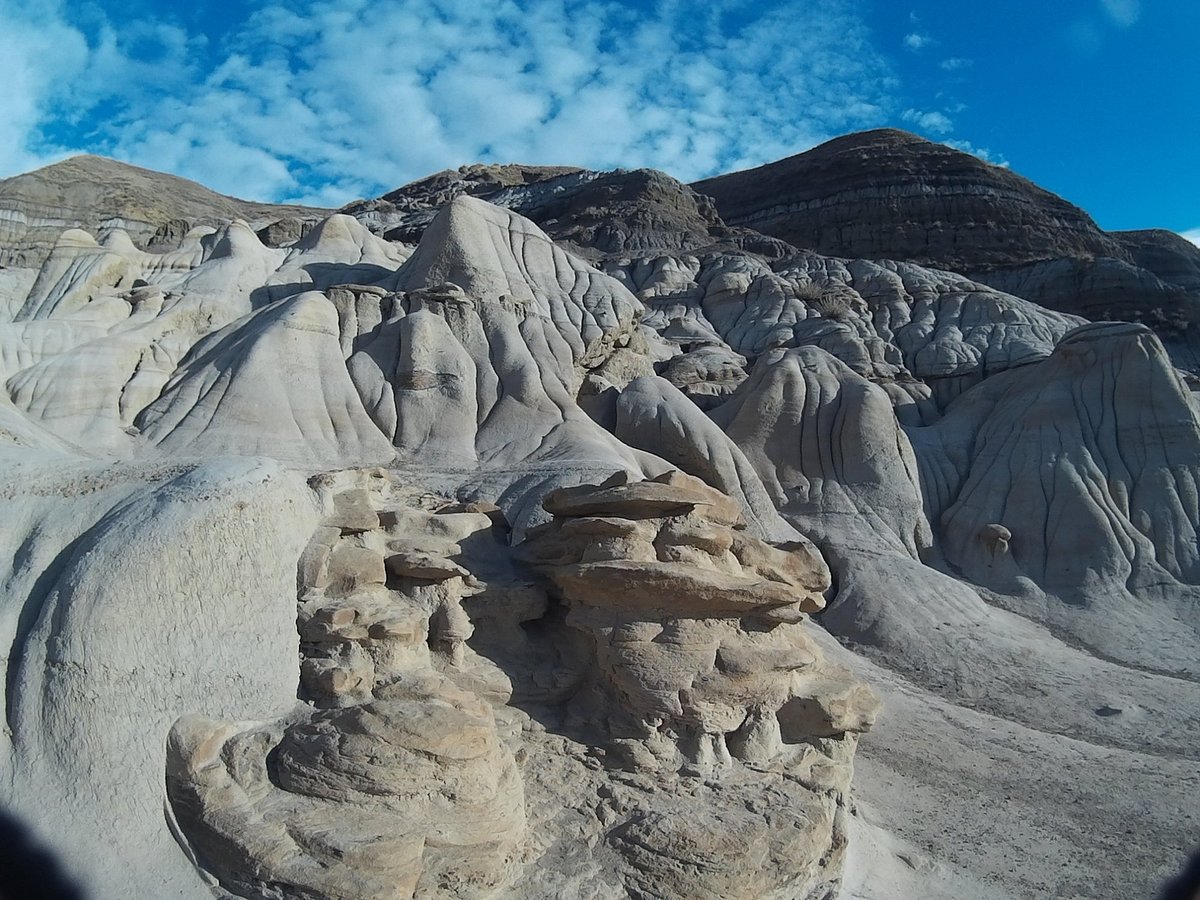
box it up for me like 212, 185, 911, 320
0, 154, 326, 268
349, 163, 793, 261
160, 467, 874, 900
694, 128, 1200, 371
0, 137, 1197, 900
693, 128, 1122, 272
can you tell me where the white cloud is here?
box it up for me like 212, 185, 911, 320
1100, 0, 1141, 27
904, 32, 933, 50
0, 0, 898, 205
1181, 229, 1200, 249
0, 0, 90, 175
901, 108, 953, 135
940, 57, 972, 71
944, 139, 1009, 167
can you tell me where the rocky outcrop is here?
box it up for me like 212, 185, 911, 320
710, 345, 931, 558
0, 214, 409, 455
1114, 229, 1200, 292
168, 470, 526, 899
0, 154, 325, 268
693, 128, 1122, 272
917, 321, 1200, 676
346, 196, 657, 485
612, 375, 799, 542
2, 147, 1199, 900
135, 292, 398, 465
516, 471, 878, 897
692, 129, 1200, 370
164, 468, 876, 900
0, 459, 317, 899
612, 247, 1080, 413
348, 164, 791, 261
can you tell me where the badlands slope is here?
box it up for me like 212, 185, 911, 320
0, 138, 1197, 900
695, 128, 1200, 372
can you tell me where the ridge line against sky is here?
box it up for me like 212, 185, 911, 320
0, 0, 1196, 238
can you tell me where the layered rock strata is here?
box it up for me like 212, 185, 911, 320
692, 128, 1123, 272
0, 154, 325, 268
692, 128, 1200, 370
1, 149, 1198, 900
348, 164, 791, 261
166, 468, 877, 899
167, 470, 526, 898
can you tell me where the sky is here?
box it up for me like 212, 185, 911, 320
0, 0, 1196, 242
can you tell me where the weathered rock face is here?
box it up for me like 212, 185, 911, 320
348, 164, 792, 262
1, 146, 1199, 900
167, 470, 527, 899
692, 128, 1200, 370
917, 321, 1200, 676
611, 246, 1081, 413
0, 155, 326, 268
693, 128, 1123, 272
165, 468, 875, 900
515, 472, 878, 898
1114, 229, 1200, 293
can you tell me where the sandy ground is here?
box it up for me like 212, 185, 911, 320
831, 630, 1200, 900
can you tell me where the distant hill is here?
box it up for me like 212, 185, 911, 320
346, 163, 790, 260
692, 128, 1126, 271
0, 155, 328, 267
693, 129, 1200, 364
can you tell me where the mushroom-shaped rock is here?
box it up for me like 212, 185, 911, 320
519, 474, 872, 777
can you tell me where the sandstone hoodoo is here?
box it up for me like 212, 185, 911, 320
0, 133, 1197, 900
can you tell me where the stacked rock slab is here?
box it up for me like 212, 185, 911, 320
518, 470, 879, 897
165, 468, 878, 899
166, 470, 526, 899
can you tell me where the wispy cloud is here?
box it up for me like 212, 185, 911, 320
0, 0, 90, 175
940, 57, 973, 71
904, 32, 933, 50
901, 108, 953, 135
0, 0, 897, 205
1100, 0, 1141, 27
944, 139, 1009, 168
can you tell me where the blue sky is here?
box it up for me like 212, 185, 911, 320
1, 0, 1196, 243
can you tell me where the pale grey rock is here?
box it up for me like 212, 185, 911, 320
711, 345, 931, 558
918, 321, 1200, 676
389, 195, 642, 368
613, 375, 800, 541
136, 292, 396, 466
620, 246, 1081, 414
345, 197, 661, 505
659, 344, 748, 409
0, 459, 316, 899
0, 153, 1196, 900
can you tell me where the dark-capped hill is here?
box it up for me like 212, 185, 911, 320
694, 129, 1200, 369
346, 164, 793, 261
0, 155, 328, 267
692, 128, 1124, 272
